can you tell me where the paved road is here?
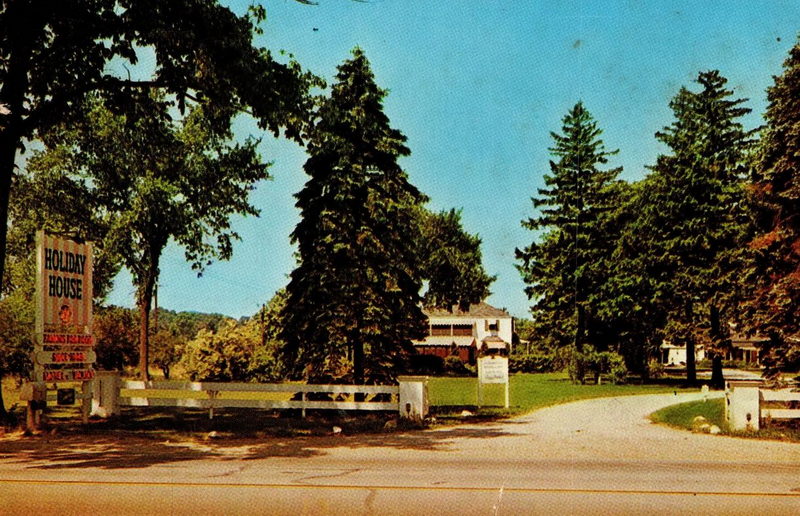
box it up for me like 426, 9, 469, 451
2, 391, 800, 515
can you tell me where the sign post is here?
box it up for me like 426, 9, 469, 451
29, 231, 95, 426
477, 354, 509, 408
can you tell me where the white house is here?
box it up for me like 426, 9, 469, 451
660, 342, 706, 366
412, 302, 513, 365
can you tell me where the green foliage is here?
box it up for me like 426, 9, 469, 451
25, 94, 270, 379
566, 346, 628, 384
280, 48, 427, 383
516, 102, 623, 352
419, 208, 495, 310
508, 352, 558, 374
743, 39, 800, 380
628, 70, 756, 383
94, 306, 139, 371
443, 355, 469, 375
0, 0, 318, 324
180, 314, 285, 382
0, 292, 34, 416
647, 359, 666, 379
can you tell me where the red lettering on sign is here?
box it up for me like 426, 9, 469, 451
72, 370, 94, 381
42, 334, 93, 345
43, 370, 66, 382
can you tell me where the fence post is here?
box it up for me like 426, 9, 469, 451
397, 376, 429, 421
727, 380, 761, 431
91, 371, 121, 418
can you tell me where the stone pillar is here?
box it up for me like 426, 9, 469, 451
727, 380, 761, 431
91, 371, 121, 418
398, 376, 429, 421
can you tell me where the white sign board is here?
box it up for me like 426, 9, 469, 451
479, 355, 509, 384
477, 355, 509, 408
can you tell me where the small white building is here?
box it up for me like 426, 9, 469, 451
412, 302, 513, 365
660, 342, 706, 366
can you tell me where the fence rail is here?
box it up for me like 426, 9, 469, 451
725, 380, 800, 431
119, 380, 399, 416
90, 372, 428, 420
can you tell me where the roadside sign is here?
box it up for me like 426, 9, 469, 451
34, 231, 95, 386
35, 350, 96, 366
477, 355, 509, 408
37, 368, 96, 383
479, 355, 509, 384
35, 232, 93, 336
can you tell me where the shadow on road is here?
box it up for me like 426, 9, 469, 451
0, 408, 519, 470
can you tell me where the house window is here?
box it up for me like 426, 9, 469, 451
452, 324, 472, 336
430, 324, 450, 336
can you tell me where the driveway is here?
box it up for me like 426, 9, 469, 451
2, 390, 800, 515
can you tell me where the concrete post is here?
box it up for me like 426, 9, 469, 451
727, 380, 761, 431
397, 376, 429, 421
20, 382, 47, 432
91, 371, 121, 418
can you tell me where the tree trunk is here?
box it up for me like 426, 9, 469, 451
353, 339, 364, 385
710, 354, 725, 389
0, 373, 7, 420
709, 304, 726, 390
137, 265, 158, 381
575, 303, 585, 353
685, 335, 697, 385
684, 300, 696, 385
137, 294, 151, 381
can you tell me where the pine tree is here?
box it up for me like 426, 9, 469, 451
419, 208, 495, 311
516, 102, 622, 357
280, 48, 427, 384
636, 71, 755, 385
744, 40, 800, 379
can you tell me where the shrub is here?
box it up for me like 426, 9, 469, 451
647, 358, 665, 379
509, 352, 557, 373
444, 356, 469, 375
406, 354, 445, 375
604, 352, 628, 384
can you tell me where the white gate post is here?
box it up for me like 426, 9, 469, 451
398, 376, 429, 421
91, 371, 121, 418
727, 380, 761, 431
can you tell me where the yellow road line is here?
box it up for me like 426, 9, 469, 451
2, 478, 799, 498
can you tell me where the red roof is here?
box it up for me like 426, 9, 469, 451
423, 302, 511, 319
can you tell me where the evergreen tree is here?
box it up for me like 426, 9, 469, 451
744, 40, 800, 379
635, 71, 755, 386
419, 208, 495, 311
516, 102, 622, 358
280, 48, 427, 384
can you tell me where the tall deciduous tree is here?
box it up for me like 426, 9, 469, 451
0, 0, 315, 315
280, 48, 427, 384
25, 95, 270, 379
419, 208, 495, 311
744, 40, 800, 379
635, 71, 755, 386
516, 102, 622, 358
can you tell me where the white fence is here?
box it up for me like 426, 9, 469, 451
725, 379, 800, 431
91, 372, 429, 420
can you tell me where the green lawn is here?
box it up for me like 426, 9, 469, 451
650, 398, 726, 430
650, 398, 800, 443
429, 372, 690, 416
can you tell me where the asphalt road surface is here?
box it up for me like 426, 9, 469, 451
2, 391, 800, 515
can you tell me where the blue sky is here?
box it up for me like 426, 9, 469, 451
107, 0, 800, 319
